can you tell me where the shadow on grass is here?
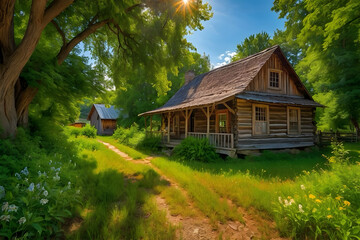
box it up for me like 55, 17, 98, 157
169, 146, 332, 180
68, 163, 175, 240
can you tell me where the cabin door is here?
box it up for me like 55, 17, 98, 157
253, 105, 269, 135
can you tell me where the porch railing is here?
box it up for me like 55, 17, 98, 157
188, 132, 234, 149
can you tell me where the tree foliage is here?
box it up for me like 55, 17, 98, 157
273, 0, 360, 132
115, 51, 210, 127
0, 0, 212, 137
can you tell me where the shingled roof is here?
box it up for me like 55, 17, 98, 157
139, 45, 318, 116
87, 104, 120, 120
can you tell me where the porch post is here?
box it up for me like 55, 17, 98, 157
144, 116, 147, 129
150, 115, 153, 133
167, 112, 170, 143
185, 109, 188, 138
206, 106, 210, 138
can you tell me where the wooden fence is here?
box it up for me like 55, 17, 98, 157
317, 131, 358, 144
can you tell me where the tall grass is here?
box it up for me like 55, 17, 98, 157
151, 143, 360, 239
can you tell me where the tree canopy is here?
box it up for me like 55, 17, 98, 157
0, 0, 212, 137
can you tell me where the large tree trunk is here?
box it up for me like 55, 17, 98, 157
0, 86, 17, 138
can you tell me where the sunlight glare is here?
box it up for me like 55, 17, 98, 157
183, 0, 188, 4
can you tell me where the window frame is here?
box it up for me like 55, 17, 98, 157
215, 109, 230, 133
252, 104, 270, 136
287, 106, 301, 135
268, 68, 282, 90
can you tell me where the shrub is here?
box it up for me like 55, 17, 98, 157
0, 127, 82, 239
173, 137, 220, 163
137, 135, 162, 152
274, 142, 360, 239
81, 124, 97, 138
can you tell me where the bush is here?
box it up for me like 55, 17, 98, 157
137, 135, 162, 152
0, 127, 82, 239
64, 125, 96, 138
173, 137, 220, 163
274, 142, 360, 239
81, 124, 97, 138
113, 123, 143, 146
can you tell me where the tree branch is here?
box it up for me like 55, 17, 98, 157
0, 0, 16, 63
51, 20, 67, 47
56, 19, 110, 64
125, 3, 143, 13
43, 0, 74, 26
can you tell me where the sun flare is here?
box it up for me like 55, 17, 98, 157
175, 0, 193, 16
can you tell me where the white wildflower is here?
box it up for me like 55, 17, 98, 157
284, 199, 290, 207
2, 202, 9, 212
18, 217, 26, 225
28, 183, 34, 192
289, 199, 295, 205
15, 173, 21, 179
278, 196, 282, 204
300, 185, 306, 190
43, 190, 48, 197
299, 204, 304, 213
53, 172, 60, 181
0, 186, 5, 199
69, 159, 72, 163
49, 160, 52, 165
0, 215, 10, 222
8, 204, 18, 212
36, 183, 41, 190
20, 167, 29, 176
40, 199, 48, 205
24, 178, 28, 182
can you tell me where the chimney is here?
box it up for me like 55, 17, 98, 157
184, 70, 196, 85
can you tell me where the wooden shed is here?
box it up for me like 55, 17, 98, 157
139, 45, 323, 156
87, 104, 119, 135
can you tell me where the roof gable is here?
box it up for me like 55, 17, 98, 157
87, 104, 120, 120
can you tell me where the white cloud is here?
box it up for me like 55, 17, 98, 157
214, 51, 236, 69
218, 53, 225, 60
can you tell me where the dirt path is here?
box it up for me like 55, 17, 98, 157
98, 140, 285, 240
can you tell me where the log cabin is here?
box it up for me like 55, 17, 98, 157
139, 45, 323, 156
87, 104, 119, 135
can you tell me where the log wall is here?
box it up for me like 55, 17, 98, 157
236, 99, 316, 150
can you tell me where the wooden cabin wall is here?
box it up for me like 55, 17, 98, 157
102, 119, 117, 130
245, 54, 302, 96
236, 99, 316, 150
90, 110, 102, 135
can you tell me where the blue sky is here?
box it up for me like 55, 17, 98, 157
186, 0, 285, 68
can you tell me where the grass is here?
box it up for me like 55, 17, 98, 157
68, 137, 176, 240
96, 135, 360, 239
97, 135, 148, 160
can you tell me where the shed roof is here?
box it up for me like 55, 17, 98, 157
87, 104, 120, 120
139, 45, 319, 116
236, 92, 323, 107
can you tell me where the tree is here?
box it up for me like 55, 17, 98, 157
231, 32, 272, 61
273, 0, 360, 133
115, 51, 210, 127
0, 0, 212, 137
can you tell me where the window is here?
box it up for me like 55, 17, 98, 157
268, 69, 281, 89
252, 104, 269, 135
216, 110, 230, 133
287, 107, 301, 134
218, 114, 227, 133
